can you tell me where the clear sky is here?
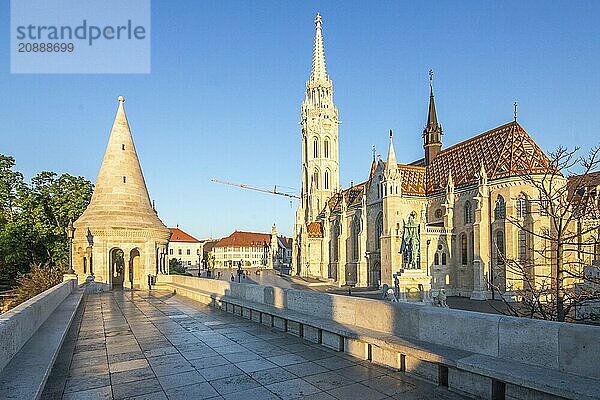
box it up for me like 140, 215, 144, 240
1, 1, 599, 240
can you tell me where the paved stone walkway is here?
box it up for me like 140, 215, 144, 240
42, 290, 468, 400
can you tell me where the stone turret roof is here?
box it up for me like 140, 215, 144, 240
74, 97, 169, 233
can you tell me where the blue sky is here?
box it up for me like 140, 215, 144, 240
1, 1, 599, 240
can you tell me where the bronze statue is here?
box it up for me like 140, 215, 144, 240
400, 211, 420, 269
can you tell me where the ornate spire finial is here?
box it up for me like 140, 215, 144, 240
372, 145, 376, 161
310, 12, 327, 82
118, 95, 125, 103
429, 69, 434, 93
389, 129, 393, 138
514, 101, 518, 122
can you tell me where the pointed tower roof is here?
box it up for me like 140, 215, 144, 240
74, 96, 169, 232
311, 12, 327, 83
386, 129, 397, 170
424, 70, 441, 134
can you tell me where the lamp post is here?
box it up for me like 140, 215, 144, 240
66, 220, 75, 274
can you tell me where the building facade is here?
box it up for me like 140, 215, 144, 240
214, 225, 292, 270
73, 96, 171, 290
293, 14, 563, 299
168, 227, 202, 269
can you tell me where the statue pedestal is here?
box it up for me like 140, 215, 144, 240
397, 269, 431, 301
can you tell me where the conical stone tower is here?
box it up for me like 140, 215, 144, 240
73, 96, 170, 290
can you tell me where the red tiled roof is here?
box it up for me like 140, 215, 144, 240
214, 231, 271, 248
202, 240, 219, 252
168, 228, 200, 243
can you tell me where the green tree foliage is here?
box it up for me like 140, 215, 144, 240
169, 258, 191, 276
10, 262, 66, 308
0, 154, 93, 285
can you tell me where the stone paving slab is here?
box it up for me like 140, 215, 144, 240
43, 290, 468, 399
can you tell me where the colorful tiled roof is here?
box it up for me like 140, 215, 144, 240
168, 228, 200, 243
214, 231, 271, 248
326, 182, 366, 213
426, 122, 553, 193
307, 221, 324, 238
398, 164, 427, 196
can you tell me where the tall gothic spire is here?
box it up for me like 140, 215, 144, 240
311, 12, 327, 83
423, 70, 443, 165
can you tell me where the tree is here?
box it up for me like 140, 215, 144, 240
0, 154, 93, 285
490, 146, 600, 322
10, 262, 66, 308
169, 258, 189, 275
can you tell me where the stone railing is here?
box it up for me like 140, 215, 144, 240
0, 279, 77, 372
158, 275, 600, 400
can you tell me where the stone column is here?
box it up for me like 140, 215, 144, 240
471, 175, 491, 300
124, 253, 132, 289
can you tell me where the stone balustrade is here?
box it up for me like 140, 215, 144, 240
0, 278, 82, 399
157, 274, 600, 400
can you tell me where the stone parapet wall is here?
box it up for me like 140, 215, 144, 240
0, 280, 76, 373
160, 275, 600, 381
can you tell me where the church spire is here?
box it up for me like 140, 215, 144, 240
311, 12, 327, 83
386, 130, 397, 172
423, 70, 443, 165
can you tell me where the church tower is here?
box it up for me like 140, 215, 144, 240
423, 70, 443, 165
380, 131, 402, 285
73, 96, 171, 290
300, 12, 339, 222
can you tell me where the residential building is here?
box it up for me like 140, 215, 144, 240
168, 227, 202, 269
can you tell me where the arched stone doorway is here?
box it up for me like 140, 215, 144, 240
129, 248, 141, 289
110, 248, 125, 289
370, 261, 381, 288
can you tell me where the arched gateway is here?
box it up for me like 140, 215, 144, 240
73, 96, 170, 290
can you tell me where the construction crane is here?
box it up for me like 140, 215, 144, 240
211, 178, 300, 199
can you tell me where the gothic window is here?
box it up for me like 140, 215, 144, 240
324, 139, 330, 158
519, 230, 528, 261
461, 234, 468, 265
464, 201, 473, 224
441, 252, 447, 265
375, 212, 383, 250
313, 170, 319, 189
517, 195, 529, 218
434, 253, 439, 265
324, 170, 330, 189
495, 195, 506, 220
469, 231, 474, 263
495, 230, 505, 265
313, 137, 319, 158
352, 216, 361, 261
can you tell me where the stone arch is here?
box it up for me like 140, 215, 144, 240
129, 248, 141, 287
109, 248, 125, 289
